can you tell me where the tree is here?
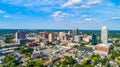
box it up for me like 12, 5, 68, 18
73, 63, 82, 67
26, 61, 35, 67
90, 54, 101, 65
4, 35, 14, 43
60, 61, 67, 67
6, 60, 18, 67
101, 58, 108, 65
82, 59, 91, 65
20, 47, 34, 57
64, 56, 76, 64
4, 54, 19, 67
105, 62, 110, 67
110, 45, 114, 50
26, 60, 45, 67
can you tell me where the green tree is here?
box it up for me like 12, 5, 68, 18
60, 61, 67, 67
26, 60, 45, 67
4, 35, 14, 43
64, 56, 76, 64
4, 54, 19, 67
73, 63, 82, 67
26, 61, 35, 67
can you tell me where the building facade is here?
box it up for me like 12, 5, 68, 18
71, 28, 78, 38
91, 34, 97, 45
48, 33, 55, 42
15, 30, 26, 42
101, 26, 108, 44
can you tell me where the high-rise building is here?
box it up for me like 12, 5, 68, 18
43, 33, 48, 39
71, 28, 78, 38
91, 34, 97, 45
74, 35, 82, 42
15, 30, 26, 42
95, 26, 110, 55
101, 26, 108, 44
68, 30, 71, 36
59, 32, 66, 40
48, 33, 55, 42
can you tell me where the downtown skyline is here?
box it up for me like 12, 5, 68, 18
0, 0, 120, 30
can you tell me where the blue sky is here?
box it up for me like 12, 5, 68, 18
0, 0, 120, 30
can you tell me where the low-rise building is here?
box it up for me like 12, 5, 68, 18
95, 44, 111, 55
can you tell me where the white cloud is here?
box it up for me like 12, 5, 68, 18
62, 0, 102, 8
80, 5, 90, 8
81, 14, 88, 18
0, 10, 5, 14
3, 15, 11, 18
52, 11, 73, 20
112, 16, 120, 20
84, 18, 94, 22
87, 0, 102, 5
62, 0, 82, 7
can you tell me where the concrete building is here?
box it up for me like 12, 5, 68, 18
43, 33, 48, 39
68, 30, 71, 36
35, 37, 41, 43
71, 28, 78, 38
83, 36, 91, 43
26, 42, 37, 47
91, 34, 97, 45
95, 26, 111, 55
95, 44, 110, 55
15, 30, 26, 42
101, 26, 108, 44
59, 32, 66, 40
74, 35, 82, 42
48, 33, 55, 42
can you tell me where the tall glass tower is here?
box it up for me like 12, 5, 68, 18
101, 26, 108, 44
71, 28, 78, 38
92, 34, 97, 45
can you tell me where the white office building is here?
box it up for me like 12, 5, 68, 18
71, 28, 78, 38
101, 26, 108, 44
74, 35, 82, 42
95, 26, 111, 55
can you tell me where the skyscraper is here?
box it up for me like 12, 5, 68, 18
68, 30, 71, 36
74, 35, 82, 42
15, 30, 26, 42
43, 33, 48, 39
71, 28, 78, 38
59, 32, 65, 40
101, 26, 108, 44
95, 26, 111, 55
48, 33, 55, 42
91, 34, 97, 45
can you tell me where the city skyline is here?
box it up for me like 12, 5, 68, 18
0, 0, 120, 30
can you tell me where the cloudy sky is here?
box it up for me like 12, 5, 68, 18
0, 0, 120, 30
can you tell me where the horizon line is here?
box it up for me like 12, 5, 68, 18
0, 28, 120, 31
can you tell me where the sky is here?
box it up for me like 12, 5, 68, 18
0, 0, 120, 30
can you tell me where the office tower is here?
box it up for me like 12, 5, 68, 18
95, 26, 110, 55
91, 34, 97, 45
74, 35, 82, 42
15, 30, 26, 42
68, 30, 71, 36
43, 33, 48, 39
59, 32, 65, 40
71, 28, 78, 38
63, 34, 69, 41
48, 33, 54, 42
101, 26, 108, 44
